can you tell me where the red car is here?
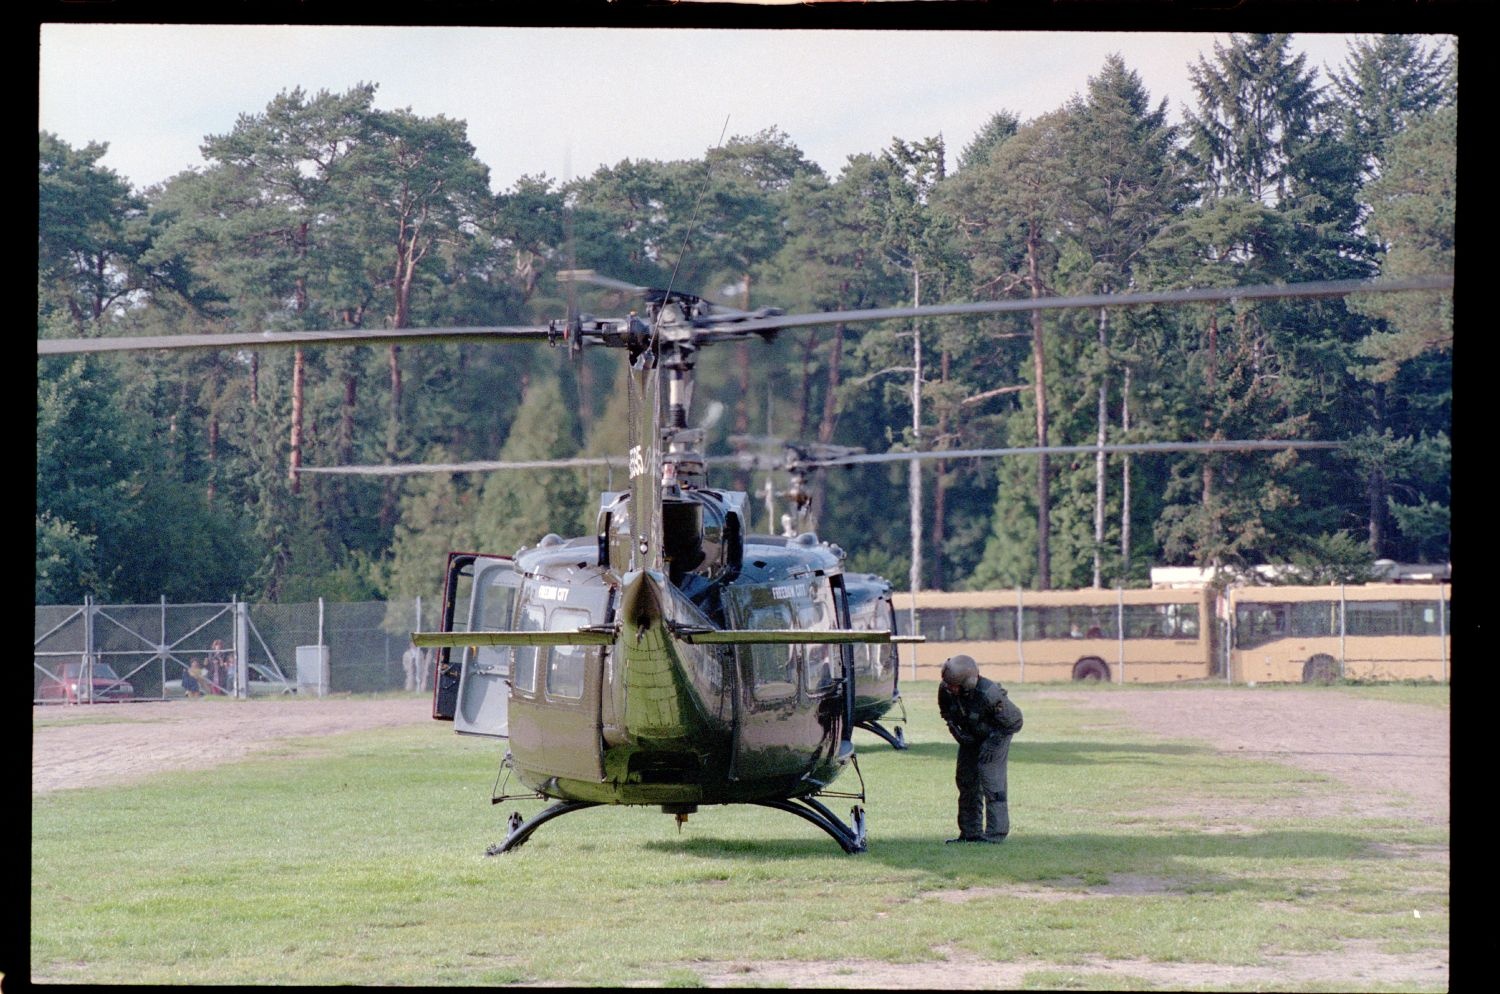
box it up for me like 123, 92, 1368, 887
37, 661, 136, 703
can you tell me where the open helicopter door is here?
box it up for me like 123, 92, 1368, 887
431, 552, 523, 737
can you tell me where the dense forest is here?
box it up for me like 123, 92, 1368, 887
37, 34, 1455, 607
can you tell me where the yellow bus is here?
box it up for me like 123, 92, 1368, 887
898, 587, 1217, 684
1227, 583, 1451, 684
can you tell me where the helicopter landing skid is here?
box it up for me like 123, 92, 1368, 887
856, 719, 908, 750
753, 797, 867, 854
487, 796, 866, 855
486, 800, 602, 855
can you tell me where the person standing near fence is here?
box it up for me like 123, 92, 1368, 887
184, 658, 205, 699
207, 639, 227, 694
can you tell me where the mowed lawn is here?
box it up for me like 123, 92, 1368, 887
30, 683, 1449, 988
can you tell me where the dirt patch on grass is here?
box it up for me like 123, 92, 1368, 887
684, 940, 1448, 989
1034, 687, 1451, 828
31, 695, 430, 794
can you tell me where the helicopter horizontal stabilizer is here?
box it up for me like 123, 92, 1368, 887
670, 627, 922, 645
414, 627, 618, 649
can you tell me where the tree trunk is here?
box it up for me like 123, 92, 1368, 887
1092, 304, 1109, 589
289, 260, 309, 494
382, 344, 403, 532
733, 276, 754, 493
341, 374, 358, 467
289, 347, 305, 494
817, 320, 845, 445
207, 411, 219, 504
796, 332, 817, 441
1202, 313, 1219, 565
932, 347, 951, 591
1120, 365, 1132, 576
909, 267, 923, 598
1028, 226, 1050, 589
1367, 382, 1388, 555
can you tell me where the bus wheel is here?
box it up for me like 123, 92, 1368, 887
1072, 658, 1110, 683
1301, 654, 1339, 684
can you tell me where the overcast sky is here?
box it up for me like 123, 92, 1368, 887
39, 25, 1452, 195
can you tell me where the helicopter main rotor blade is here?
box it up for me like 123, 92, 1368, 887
557, 268, 760, 320
38, 276, 1451, 357
37, 324, 559, 356
691, 275, 1454, 338
556, 269, 650, 296
300, 455, 626, 476
783, 439, 1346, 468
306, 439, 1343, 478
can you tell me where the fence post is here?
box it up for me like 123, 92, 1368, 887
235, 598, 250, 699
318, 597, 326, 691
1440, 588, 1448, 685
83, 594, 96, 704
1016, 587, 1025, 684
1338, 584, 1347, 680
1116, 588, 1125, 684
907, 591, 919, 682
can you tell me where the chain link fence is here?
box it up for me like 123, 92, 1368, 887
34, 597, 431, 703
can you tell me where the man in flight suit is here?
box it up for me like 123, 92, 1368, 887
938, 654, 1023, 843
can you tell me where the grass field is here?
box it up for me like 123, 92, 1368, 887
29, 683, 1449, 988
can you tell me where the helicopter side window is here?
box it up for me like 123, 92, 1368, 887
800, 599, 835, 694
470, 565, 519, 680
748, 603, 796, 701
512, 604, 546, 694
545, 607, 591, 701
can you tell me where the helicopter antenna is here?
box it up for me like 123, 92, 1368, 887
634, 115, 734, 572
661, 115, 731, 312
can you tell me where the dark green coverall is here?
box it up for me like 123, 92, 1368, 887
938, 676, 1023, 842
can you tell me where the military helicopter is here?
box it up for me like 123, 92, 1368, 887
723, 433, 910, 750
38, 271, 1452, 854
404, 273, 921, 853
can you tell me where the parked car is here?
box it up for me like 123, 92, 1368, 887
36, 661, 136, 703
163, 661, 297, 698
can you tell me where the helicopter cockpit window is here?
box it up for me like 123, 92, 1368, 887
545, 607, 591, 701
512, 604, 546, 694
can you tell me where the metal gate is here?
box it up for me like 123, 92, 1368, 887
34, 597, 286, 703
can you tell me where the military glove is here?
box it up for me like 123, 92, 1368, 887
946, 721, 973, 745
978, 736, 1001, 764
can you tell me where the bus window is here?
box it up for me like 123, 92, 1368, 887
1344, 601, 1397, 636
922, 608, 960, 640
1167, 604, 1199, 638
1121, 603, 1200, 639
1077, 607, 1115, 639
1022, 607, 1075, 640
1234, 604, 1287, 649
1289, 601, 1338, 637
